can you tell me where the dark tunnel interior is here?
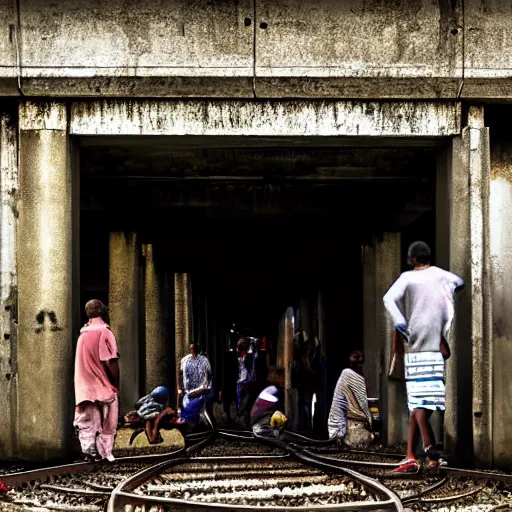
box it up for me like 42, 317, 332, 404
78, 136, 439, 433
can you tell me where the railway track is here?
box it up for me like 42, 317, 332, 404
0, 425, 511, 511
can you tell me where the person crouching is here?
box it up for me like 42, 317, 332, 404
328, 350, 373, 448
250, 386, 287, 437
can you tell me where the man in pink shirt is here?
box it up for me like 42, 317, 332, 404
74, 300, 120, 462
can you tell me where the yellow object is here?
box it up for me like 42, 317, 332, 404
270, 411, 287, 428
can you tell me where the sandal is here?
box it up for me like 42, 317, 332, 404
393, 458, 420, 474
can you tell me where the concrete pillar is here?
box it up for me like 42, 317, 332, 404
376, 233, 409, 446
174, 273, 191, 402
284, 306, 294, 419
0, 112, 18, 459
17, 102, 75, 459
489, 128, 512, 469
362, 245, 378, 398
143, 244, 170, 394
468, 107, 493, 467
109, 232, 140, 416
436, 107, 492, 466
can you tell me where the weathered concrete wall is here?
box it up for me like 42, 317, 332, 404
70, 100, 461, 136
463, 1, 512, 99
0, 1, 504, 98
0, 112, 18, 458
490, 140, 512, 469
17, 102, 73, 459
17, 0, 254, 97
255, 0, 462, 98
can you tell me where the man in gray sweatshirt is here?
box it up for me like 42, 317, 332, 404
383, 241, 463, 473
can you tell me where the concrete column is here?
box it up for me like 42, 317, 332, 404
174, 273, 191, 400
0, 112, 18, 459
109, 232, 140, 416
18, 102, 75, 459
284, 306, 294, 419
362, 245, 378, 398
436, 107, 492, 466
436, 127, 472, 460
468, 107, 493, 467
490, 134, 512, 469
376, 233, 409, 446
144, 244, 170, 394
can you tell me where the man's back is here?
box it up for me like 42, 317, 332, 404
384, 266, 463, 353
75, 320, 118, 405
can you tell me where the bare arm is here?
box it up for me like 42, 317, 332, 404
383, 274, 408, 326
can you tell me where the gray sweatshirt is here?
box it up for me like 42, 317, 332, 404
383, 266, 464, 353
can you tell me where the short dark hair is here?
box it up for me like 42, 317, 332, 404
237, 338, 249, 352
85, 299, 107, 319
190, 342, 202, 354
407, 241, 431, 265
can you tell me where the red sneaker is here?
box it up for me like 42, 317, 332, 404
393, 458, 420, 474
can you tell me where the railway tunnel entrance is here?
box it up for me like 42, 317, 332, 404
79, 135, 439, 441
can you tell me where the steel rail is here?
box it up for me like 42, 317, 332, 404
107, 430, 215, 512
0, 444, 188, 488
301, 449, 399, 469
401, 477, 449, 504
413, 484, 485, 504
253, 436, 404, 512
442, 467, 512, 484
108, 431, 403, 511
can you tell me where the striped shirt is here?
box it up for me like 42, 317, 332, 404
328, 369, 372, 439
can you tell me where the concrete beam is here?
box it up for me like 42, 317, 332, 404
70, 100, 461, 137
255, 0, 462, 99
109, 232, 140, 415
376, 233, 408, 446
0, 112, 18, 459
17, 102, 73, 459
17, 0, 254, 98
143, 244, 170, 393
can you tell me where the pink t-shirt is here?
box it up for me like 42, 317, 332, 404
74, 319, 119, 405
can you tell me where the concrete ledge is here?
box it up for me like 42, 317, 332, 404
70, 100, 461, 137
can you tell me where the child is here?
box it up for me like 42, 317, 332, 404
383, 241, 463, 473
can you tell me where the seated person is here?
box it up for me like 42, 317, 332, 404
250, 385, 287, 437
328, 350, 373, 448
126, 386, 184, 445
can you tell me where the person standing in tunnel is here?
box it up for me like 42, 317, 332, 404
236, 337, 257, 425
383, 241, 464, 474
74, 300, 120, 462
179, 342, 212, 424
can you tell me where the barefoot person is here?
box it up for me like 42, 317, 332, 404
383, 241, 464, 473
